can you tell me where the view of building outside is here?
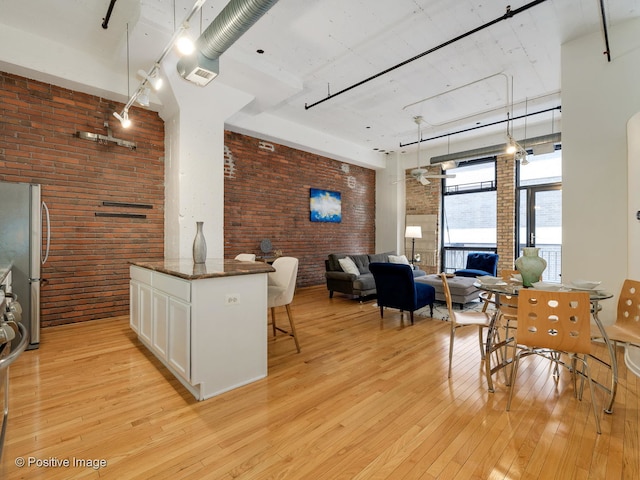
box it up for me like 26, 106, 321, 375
442, 191, 497, 245
442, 160, 496, 247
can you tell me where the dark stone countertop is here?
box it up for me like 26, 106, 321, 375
130, 259, 275, 281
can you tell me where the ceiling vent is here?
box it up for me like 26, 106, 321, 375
177, 0, 279, 87
177, 54, 219, 87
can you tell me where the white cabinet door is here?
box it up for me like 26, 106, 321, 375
152, 290, 169, 358
168, 298, 191, 381
129, 281, 139, 333
139, 283, 153, 345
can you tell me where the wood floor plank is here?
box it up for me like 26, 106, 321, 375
0, 285, 638, 479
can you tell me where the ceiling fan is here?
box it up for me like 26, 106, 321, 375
407, 116, 455, 185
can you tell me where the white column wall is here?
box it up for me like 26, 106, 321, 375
561, 17, 640, 324
628, 112, 640, 280
160, 63, 254, 260
375, 152, 406, 255
627, 112, 640, 376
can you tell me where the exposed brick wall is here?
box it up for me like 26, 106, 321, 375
224, 132, 376, 287
496, 154, 517, 271
0, 72, 165, 327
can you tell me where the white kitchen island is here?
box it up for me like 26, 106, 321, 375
130, 259, 275, 401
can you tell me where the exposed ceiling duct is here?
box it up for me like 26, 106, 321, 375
177, 0, 279, 86
429, 133, 561, 165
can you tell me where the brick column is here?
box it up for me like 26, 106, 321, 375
496, 154, 517, 272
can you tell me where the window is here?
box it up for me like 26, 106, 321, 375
442, 159, 497, 272
517, 148, 562, 281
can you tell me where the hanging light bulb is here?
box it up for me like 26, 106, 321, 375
176, 34, 195, 55
176, 22, 196, 55
506, 135, 517, 154
113, 110, 131, 128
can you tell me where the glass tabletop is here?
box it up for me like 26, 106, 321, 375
474, 281, 613, 301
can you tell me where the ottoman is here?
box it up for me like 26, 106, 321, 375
414, 274, 481, 308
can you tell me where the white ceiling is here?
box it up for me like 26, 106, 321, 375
1, 0, 639, 164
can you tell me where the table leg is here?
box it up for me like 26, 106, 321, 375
484, 293, 518, 393
590, 300, 618, 414
485, 310, 498, 392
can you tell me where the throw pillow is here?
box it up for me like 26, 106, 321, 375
338, 257, 360, 276
389, 254, 410, 265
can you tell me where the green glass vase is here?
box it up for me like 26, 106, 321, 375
515, 247, 547, 287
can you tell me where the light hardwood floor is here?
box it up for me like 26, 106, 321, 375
1, 285, 638, 479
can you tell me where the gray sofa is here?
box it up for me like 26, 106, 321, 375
325, 252, 426, 298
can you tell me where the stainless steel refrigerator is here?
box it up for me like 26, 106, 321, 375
0, 181, 50, 349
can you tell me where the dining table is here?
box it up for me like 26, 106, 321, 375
475, 280, 618, 413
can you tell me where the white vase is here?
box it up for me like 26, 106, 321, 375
192, 221, 207, 264
515, 247, 547, 287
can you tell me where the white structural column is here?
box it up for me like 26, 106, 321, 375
624, 111, 640, 377
159, 58, 254, 260
375, 152, 405, 255
561, 17, 640, 324
628, 111, 640, 280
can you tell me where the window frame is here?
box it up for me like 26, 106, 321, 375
440, 157, 498, 272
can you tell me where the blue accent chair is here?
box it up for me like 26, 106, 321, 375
369, 262, 435, 324
454, 252, 499, 278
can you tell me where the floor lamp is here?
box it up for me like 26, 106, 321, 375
405, 225, 422, 267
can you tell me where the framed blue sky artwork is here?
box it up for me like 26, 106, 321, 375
310, 188, 341, 223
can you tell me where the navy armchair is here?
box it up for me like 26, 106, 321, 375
369, 262, 435, 324
454, 252, 499, 278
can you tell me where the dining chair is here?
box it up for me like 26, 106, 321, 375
480, 269, 519, 313
507, 289, 601, 434
589, 278, 640, 411
234, 253, 256, 261
267, 256, 300, 352
591, 278, 640, 351
440, 273, 492, 378
497, 270, 520, 343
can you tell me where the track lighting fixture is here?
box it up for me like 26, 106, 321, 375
113, 110, 131, 128
504, 86, 528, 165
138, 69, 162, 90
509, 139, 529, 166
136, 87, 150, 107
112, 0, 206, 129
441, 160, 458, 171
